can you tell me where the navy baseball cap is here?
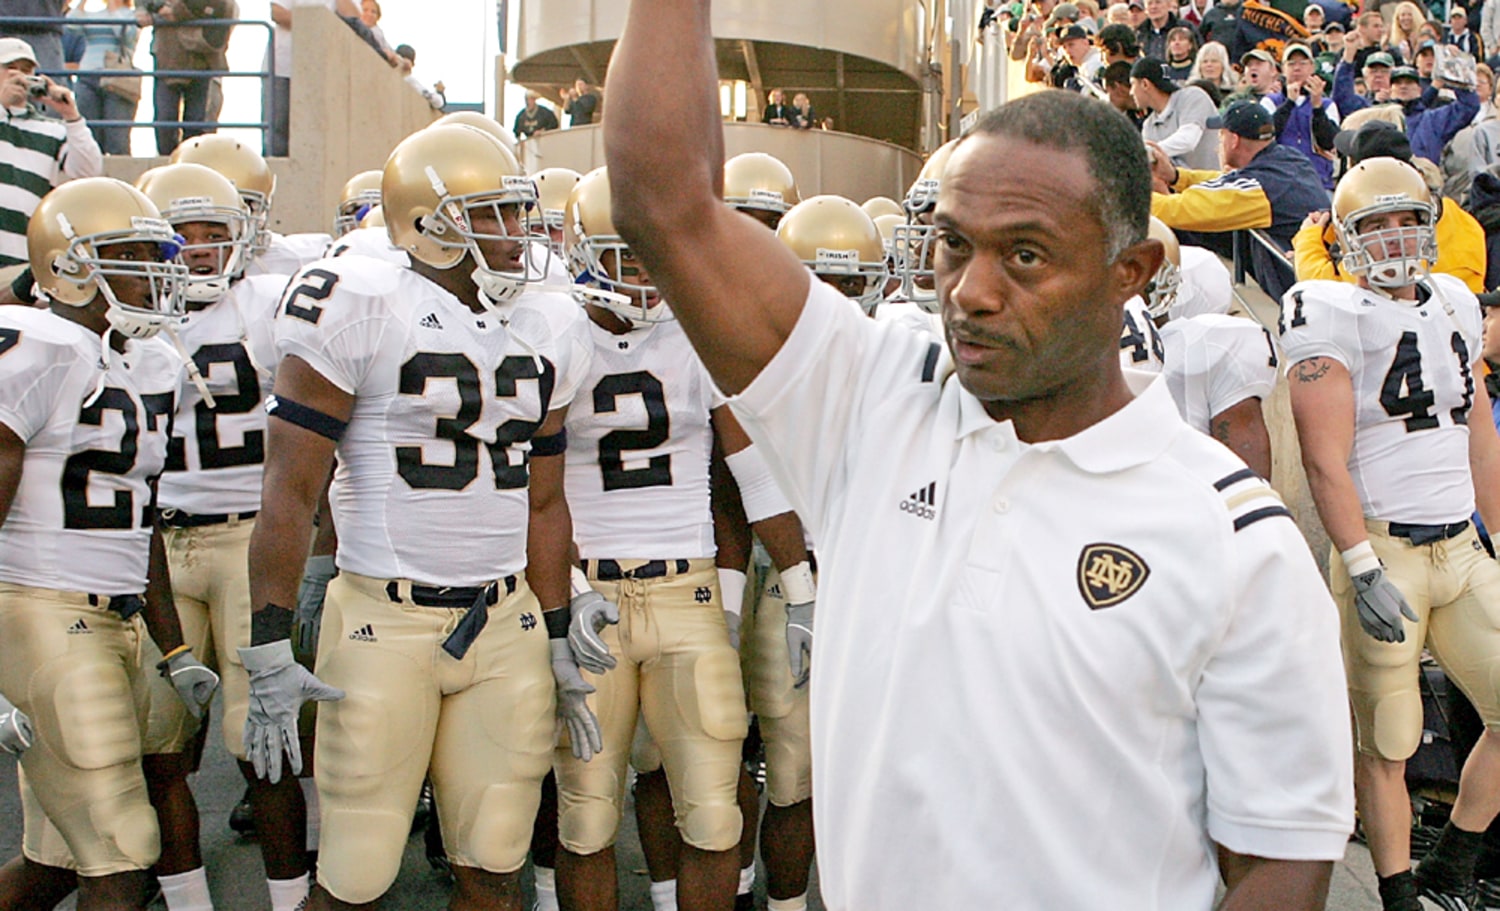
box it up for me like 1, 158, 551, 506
1332, 119, 1412, 162
1391, 65, 1421, 81
1207, 100, 1276, 140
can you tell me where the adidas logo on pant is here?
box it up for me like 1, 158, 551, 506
67, 618, 90, 634
900, 481, 938, 520
348, 624, 377, 642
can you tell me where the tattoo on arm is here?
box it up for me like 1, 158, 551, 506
1211, 417, 1231, 444
1293, 358, 1332, 383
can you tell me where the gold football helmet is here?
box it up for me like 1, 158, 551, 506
1332, 157, 1437, 290
1144, 216, 1182, 319
171, 135, 277, 256
383, 123, 542, 308
564, 166, 668, 326
334, 170, 383, 238
361, 204, 386, 229
532, 167, 582, 253
137, 163, 253, 303
776, 195, 888, 313
723, 152, 799, 218
29, 177, 188, 338
861, 196, 904, 221
895, 138, 962, 312
872, 213, 903, 259
431, 110, 519, 154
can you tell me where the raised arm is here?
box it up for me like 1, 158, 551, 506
604, 0, 810, 394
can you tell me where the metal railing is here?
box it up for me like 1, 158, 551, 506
0, 15, 272, 140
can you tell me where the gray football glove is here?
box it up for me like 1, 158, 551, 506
158, 649, 220, 721
1351, 567, 1420, 643
294, 554, 336, 656
0, 693, 32, 756
723, 610, 741, 651
786, 600, 814, 689
567, 590, 619, 675
551, 639, 603, 762
239, 640, 344, 783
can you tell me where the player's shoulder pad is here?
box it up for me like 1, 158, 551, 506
1427, 272, 1482, 327
292, 254, 406, 302
232, 271, 294, 315
128, 334, 185, 380
515, 285, 588, 332
1283, 278, 1367, 319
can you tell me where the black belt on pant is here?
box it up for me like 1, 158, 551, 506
582, 559, 691, 581
383, 576, 518, 660
1388, 520, 1470, 546
157, 509, 257, 528
87, 593, 144, 621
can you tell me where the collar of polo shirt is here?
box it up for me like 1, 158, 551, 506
952, 369, 1180, 472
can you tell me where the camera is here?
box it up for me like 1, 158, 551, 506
25, 75, 47, 99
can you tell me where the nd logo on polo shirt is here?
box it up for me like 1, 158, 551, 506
1076, 543, 1151, 609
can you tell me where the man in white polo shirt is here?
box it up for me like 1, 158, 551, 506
602, 3, 1355, 908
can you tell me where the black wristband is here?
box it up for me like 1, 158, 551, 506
10, 267, 34, 305
251, 603, 295, 645
543, 605, 571, 639
530, 429, 567, 457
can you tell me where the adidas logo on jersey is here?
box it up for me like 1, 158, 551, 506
419, 312, 443, 330
900, 482, 938, 520
67, 618, 90, 635
348, 624, 377, 643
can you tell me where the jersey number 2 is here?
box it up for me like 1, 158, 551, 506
595, 371, 671, 491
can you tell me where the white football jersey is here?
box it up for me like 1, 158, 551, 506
874, 300, 943, 339
247, 231, 334, 277
1173, 247, 1233, 321
1280, 275, 1482, 524
564, 317, 723, 560
0, 310, 180, 594
326, 226, 410, 267
158, 275, 286, 515
1120, 296, 1164, 372
1161, 314, 1279, 435
275, 255, 590, 585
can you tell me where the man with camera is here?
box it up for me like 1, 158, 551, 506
138, 0, 236, 156
0, 36, 100, 271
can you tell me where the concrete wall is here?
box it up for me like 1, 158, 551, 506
105, 8, 439, 236
516, 0, 928, 83
519, 122, 923, 204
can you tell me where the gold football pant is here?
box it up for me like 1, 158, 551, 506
311, 571, 555, 904
0, 584, 159, 875
740, 563, 813, 807
1333, 520, 1500, 760
555, 559, 747, 854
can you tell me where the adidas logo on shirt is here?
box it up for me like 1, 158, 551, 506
419, 312, 443, 330
67, 618, 90, 635
900, 481, 938, 520
348, 624, 377, 643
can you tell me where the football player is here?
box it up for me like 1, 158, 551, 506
136, 163, 313, 911
532, 167, 582, 260
722, 153, 799, 231
0, 178, 216, 911
557, 167, 814, 911
1283, 158, 1500, 911
243, 123, 601, 910
171, 135, 332, 279
332, 170, 382, 239
892, 138, 959, 312
1148, 218, 1276, 479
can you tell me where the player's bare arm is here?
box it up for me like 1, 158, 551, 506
1210, 397, 1273, 481
0, 424, 24, 527
711, 406, 808, 570
141, 518, 185, 654
248, 355, 352, 632
1467, 379, 1500, 534
1217, 849, 1333, 911
605, 0, 811, 395
1288, 355, 1369, 551
525, 406, 573, 615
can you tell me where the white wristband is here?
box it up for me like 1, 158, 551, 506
570, 565, 593, 598
718, 568, 747, 618
780, 561, 816, 605
725, 444, 796, 524
1340, 540, 1382, 578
